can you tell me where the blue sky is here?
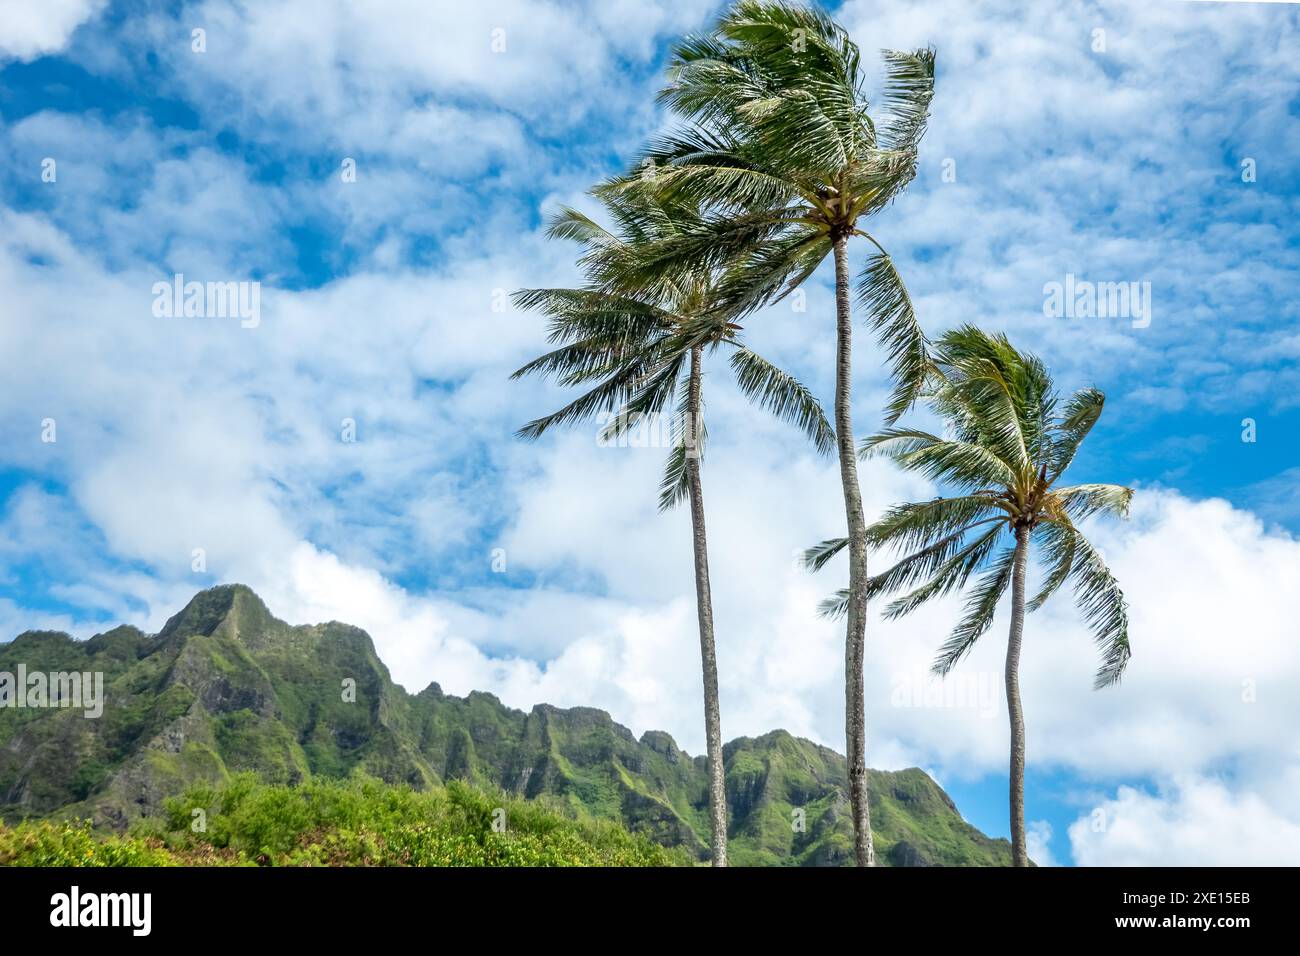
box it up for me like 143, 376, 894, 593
1, 0, 1299, 865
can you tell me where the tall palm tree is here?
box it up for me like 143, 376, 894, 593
807, 326, 1133, 865
615, 0, 937, 865
512, 189, 834, 866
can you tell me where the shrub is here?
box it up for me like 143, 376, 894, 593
0, 772, 688, 867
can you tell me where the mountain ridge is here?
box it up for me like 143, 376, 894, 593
0, 584, 1015, 866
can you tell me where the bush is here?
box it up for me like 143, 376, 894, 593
0, 820, 178, 867
0, 772, 686, 867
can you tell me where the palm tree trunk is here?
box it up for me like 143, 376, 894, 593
1006, 525, 1030, 866
832, 233, 873, 867
685, 345, 727, 867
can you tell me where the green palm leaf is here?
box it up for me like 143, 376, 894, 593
858, 250, 930, 425
803, 537, 847, 573
729, 346, 834, 454
931, 545, 1018, 676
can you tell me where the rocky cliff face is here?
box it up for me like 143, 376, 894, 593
0, 585, 1014, 865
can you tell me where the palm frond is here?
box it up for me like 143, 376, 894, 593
880, 521, 1006, 619
865, 495, 1006, 553
545, 206, 618, 247
1027, 520, 1076, 612
818, 587, 851, 620
595, 351, 690, 444
1053, 483, 1134, 522
931, 545, 1018, 676
1048, 386, 1105, 480
858, 249, 930, 425
714, 225, 832, 315
517, 365, 641, 441
875, 48, 936, 153
729, 346, 835, 454
860, 428, 1017, 489
1067, 530, 1132, 688
658, 374, 707, 512
931, 326, 1047, 477
802, 537, 847, 573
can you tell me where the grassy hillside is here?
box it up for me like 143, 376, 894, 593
0, 585, 1014, 866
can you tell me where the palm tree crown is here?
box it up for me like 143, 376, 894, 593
617, 0, 936, 420
809, 325, 1133, 688
512, 189, 833, 507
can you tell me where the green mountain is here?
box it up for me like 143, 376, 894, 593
0, 585, 1013, 865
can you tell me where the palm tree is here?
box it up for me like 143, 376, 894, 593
512, 189, 834, 866
616, 0, 937, 865
806, 326, 1133, 865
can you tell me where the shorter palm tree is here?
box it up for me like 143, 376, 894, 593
804, 326, 1132, 866
513, 188, 834, 866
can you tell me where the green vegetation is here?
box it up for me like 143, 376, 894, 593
0, 773, 681, 867
0, 585, 1013, 866
0, 820, 181, 867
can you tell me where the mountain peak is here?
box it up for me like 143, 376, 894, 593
156, 583, 274, 642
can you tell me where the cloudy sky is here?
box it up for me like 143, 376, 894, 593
1, 0, 1297, 866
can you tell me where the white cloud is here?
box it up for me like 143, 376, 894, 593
1027, 820, 1059, 867
0, 0, 104, 61
127, 0, 718, 152
1070, 776, 1300, 866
